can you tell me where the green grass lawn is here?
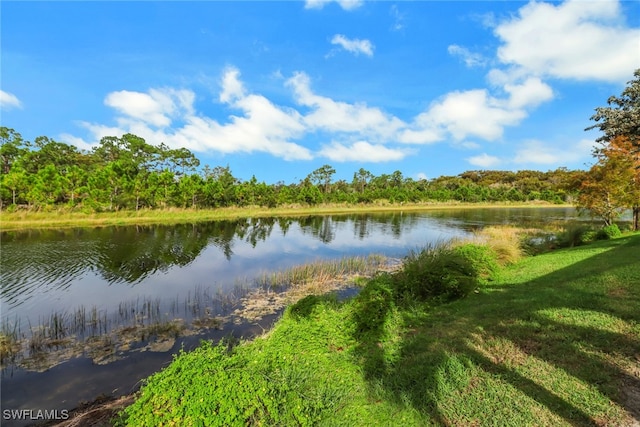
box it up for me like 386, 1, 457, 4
119, 233, 640, 426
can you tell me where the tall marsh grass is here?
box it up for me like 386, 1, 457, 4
255, 254, 390, 291
1, 254, 393, 369
470, 226, 527, 265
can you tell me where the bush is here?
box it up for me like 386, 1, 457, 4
596, 224, 622, 240
452, 244, 499, 282
582, 230, 598, 243
288, 294, 336, 320
288, 295, 324, 320
557, 224, 596, 248
352, 274, 394, 334
476, 226, 523, 265
393, 244, 478, 303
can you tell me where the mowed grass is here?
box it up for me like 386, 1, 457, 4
119, 233, 640, 426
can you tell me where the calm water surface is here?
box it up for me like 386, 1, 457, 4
1, 207, 585, 325
1, 207, 591, 424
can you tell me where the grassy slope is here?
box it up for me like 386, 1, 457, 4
0, 202, 563, 231
120, 234, 640, 426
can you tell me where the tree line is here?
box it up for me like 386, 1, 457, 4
0, 128, 585, 212
1, 69, 637, 230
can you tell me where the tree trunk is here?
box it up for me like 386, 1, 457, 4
633, 205, 639, 231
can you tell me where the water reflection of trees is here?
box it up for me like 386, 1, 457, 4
1, 225, 214, 296
236, 217, 276, 249
0, 218, 293, 302
0, 229, 95, 305
1, 209, 587, 315
95, 224, 212, 283
298, 216, 335, 244
1, 214, 418, 301
294, 213, 416, 244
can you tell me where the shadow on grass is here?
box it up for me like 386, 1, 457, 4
353, 234, 640, 425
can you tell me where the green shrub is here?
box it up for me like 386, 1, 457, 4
452, 243, 499, 282
582, 230, 598, 243
557, 224, 595, 248
394, 244, 478, 302
288, 294, 336, 320
596, 224, 622, 240
352, 274, 394, 334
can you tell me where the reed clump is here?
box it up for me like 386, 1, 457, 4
471, 226, 529, 265
231, 255, 394, 322
256, 254, 390, 290
2, 254, 391, 369
1, 291, 230, 371
0, 333, 21, 365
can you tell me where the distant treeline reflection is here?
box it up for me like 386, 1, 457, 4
0, 213, 412, 293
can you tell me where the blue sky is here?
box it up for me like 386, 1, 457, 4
1, 1, 639, 184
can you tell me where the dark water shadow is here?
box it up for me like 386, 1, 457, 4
353, 235, 640, 425
0, 312, 283, 427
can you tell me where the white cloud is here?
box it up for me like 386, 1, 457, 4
397, 127, 443, 145
513, 139, 594, 165
58, 133, 97, 151
463, 139, 593, 169
287, 72, 539, 147
504, 77, 554, 109
318, 140, 412, 162
402, 71, 556, 144
456, 141, 482, 150
65, 54, 576, 166
417, 89, 526, 141
467, 153, 501, 168
390, 5, 405, 31
475, 12, 497, 29
286, 72, 404, 140
447, 45, 487, 68
494, 0, 640, 82
307, 0, 636, 155
0, 90, 22, 110
283, 70, 552, 149
305, 0, 363, 11
219, 67, 246, 103
416, 172, 428, 181
74, 122, 124, 143
73, 69, 312, 161
104, 88, 194, 128
330, 34, 374, 57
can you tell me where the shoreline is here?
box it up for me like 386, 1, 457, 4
15, 230, 639, 426
0, 202, 570, 231
2, 259, 399, 427
119, 233, 640, 426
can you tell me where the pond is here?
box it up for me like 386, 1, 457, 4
0, 207, 594, 425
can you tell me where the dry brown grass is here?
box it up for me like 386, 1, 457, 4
0, 203, 568, 231
470, 225, 534, 265
233, 255, 400, 322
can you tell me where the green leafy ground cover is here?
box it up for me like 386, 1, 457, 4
119, 232, 640, 426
